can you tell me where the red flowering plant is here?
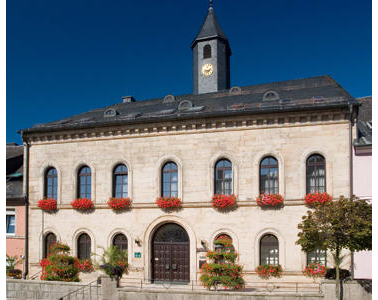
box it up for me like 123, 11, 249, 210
303, 263, 326, 279
304, 192, 332, 206
71, 198, 94, 211
156, 196, 182, 210
74, 258, 94, 273
38, 199, 57, 212
212, 194, 237, 210
256, 193, 284, 207
39, 242, 80, 282
107, 197, 131, 211
256, 264, 282, 279
200, 235, 244, 290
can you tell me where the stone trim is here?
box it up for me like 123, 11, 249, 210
25, 111, 350, 145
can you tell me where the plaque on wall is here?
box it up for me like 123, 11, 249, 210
134, 252, 141, 258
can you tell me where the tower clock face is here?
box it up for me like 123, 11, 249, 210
201, 63, 214, 76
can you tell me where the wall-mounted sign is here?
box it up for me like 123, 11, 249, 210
134, 252, 141, 258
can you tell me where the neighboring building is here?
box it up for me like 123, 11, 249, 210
353, 96, 372, 280
6, 143, 25, 271
20, 3, 360, 282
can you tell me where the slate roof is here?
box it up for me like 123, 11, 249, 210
354, 96, 372, 147
20, 75, 358, 135
357, 96, 372, 122
191, 4, 229, 48
6, 144, 24, 199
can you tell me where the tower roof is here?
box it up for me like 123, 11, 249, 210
191, 2, 229, 49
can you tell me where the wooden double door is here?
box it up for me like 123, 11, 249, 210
151, 223, 190, 282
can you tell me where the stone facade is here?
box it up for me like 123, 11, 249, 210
26, 109, 352, 282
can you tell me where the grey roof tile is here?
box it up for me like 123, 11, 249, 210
191, 6, 229, 48
20, 75, 358, 135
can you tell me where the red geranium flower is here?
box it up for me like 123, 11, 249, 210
304, 192, 332, 206
156, 197, 181, 209
38, 199, 57, 211
212, 194, 237, 210
256, 193, 284, 207
71, 198, 94, 210
107, 197, 131, 210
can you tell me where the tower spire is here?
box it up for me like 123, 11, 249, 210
209, 0, 213, 9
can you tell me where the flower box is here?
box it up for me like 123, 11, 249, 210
156, 197, 182, 209
256, 264, 282, 279
107, 197, 131, 210
38, 199, 57, 211
71, 198, 94, 211
304, 192, 332, 206
212, 194, 237, 210
303, 263, 326, 279
256, 194, 284, 207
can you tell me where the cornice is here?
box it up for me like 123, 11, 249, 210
24, 109, 350, 146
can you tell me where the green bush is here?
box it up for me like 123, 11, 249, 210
200, 235, 244, 290
325, 268, 351, 280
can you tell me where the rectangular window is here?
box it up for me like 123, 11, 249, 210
6, 209, 16, 235
307, 249, 326, 265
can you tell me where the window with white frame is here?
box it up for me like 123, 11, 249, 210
6, 209, 16, 235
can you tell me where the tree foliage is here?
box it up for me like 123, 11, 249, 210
296, 196, 372, 253
95, 245, 128, 282
296, 196, 372, 299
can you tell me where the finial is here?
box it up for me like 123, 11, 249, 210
209, 0, 213, 9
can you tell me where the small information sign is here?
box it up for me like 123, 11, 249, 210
134, 252, 141, 258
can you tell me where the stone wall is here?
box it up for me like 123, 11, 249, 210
7, 279, 371, 300
26, 113, 352, 281
6, 279, 101, 300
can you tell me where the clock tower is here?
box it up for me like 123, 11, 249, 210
191, 0, 231, 94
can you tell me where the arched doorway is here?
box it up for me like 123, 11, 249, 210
152, 223, 189, 282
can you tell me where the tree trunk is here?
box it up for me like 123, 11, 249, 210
335, 247, 341, 300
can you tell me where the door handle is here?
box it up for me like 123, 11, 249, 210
165, 264, 170, 270
172, 264, 177, 270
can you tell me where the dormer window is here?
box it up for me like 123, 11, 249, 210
263, 90, 279, 101
104, 108, 117, 117
203, 44, 211, 59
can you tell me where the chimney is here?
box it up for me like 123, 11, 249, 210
122, 96, 136, 103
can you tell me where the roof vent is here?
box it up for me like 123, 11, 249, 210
178, 100, 193, 111
122, 96, 136, 103
229, 86, 242, 95
163, 94, 176, 103
263, 90, 279, 101
104, 108, 117, 118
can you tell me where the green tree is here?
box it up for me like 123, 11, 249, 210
296, 196, 372, 300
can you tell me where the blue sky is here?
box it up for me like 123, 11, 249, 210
6, 0, 372, 143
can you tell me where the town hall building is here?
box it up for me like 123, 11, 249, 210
21, 2, 359, 283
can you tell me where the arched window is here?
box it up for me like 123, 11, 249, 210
214, 159, 232, 195
113, 164, 128, 198
77, 233, 91, 260
306, 154, 326, 193
45, 167, 58, 199
78, 166, 91, 199
44, 232, 57, 258
307, 248, 326, 266
161, 162, 178, 197
214, 234, 234, 252
260, 156, 278, 195
112, 233, 128, 251
260, 234, 279, 265
203, 44, 211, 59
